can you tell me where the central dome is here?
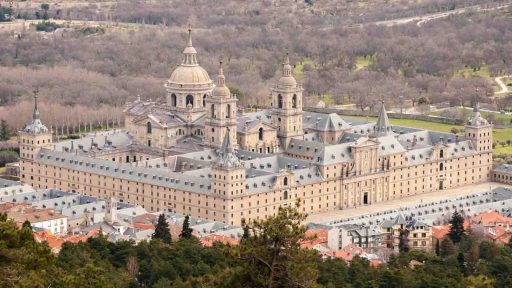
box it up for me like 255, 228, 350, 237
167, 27, 213, 87
169, 65, 212, 85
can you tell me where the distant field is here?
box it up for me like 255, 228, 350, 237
430, 108, 512, 125
454, 65, 491, 79
293, 58, 316, 81
355, 55, 374, 70
342, 115, 512, 154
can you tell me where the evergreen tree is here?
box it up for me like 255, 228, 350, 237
152, 214, 171, 244
457, 252, 466, 275
435, 239, 441, 256
448, 211, 465, 244
179, 215, 193, 239
440, 237, 456, 257
231, 201, 320, 287
0, 212, 7, 222
0, 119, 10, 141
399, 228, 410, 253
22, 220, 32, 229
241, 224, 250, 241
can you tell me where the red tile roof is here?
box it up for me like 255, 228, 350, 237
200, 234, 239, 247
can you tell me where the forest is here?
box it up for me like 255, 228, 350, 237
1, 204, 512, 287
0, 0, 512, 132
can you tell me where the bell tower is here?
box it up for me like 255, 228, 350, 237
19, 93, 52, 161
271, 53, 303, 148
465, 104, 492, 153
203, 60, 238, 149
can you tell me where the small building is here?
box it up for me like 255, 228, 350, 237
492, 164, 512, 185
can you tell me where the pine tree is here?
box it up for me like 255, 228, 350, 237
152, 214, 171, 244
242, 224, 250, 241
435, 239, 440, 256
448, 211, 465, 244
440, 237, 455, 257
0, 120, 9, 141
22, 220, 32, 229
179, 215, 193, 239
457, 252, 466, 275
398, 229, 409, 253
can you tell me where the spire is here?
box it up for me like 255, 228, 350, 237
283, 52, 292, 77
187, 24, 193, 47
22, 89, 48, 134
215, 130, 242, 169
373, 101, 391, 137
220, 130, 234, 154
211, 58, 230, 98
181, 24, 198, 66
217, 58, 225, 87
32, 90, 40, 121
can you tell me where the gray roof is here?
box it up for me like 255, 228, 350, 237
494, 164, 512, 174
303, 112, 349, 132
53, 130, 132, 153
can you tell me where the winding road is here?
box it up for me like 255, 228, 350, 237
494, 76, 512, 95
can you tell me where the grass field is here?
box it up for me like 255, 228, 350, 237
430, 108, 512, 126
342, 115, 512, 154
292, 59, 316, 81
355, 55, 374, 70
454, 65, 491, 79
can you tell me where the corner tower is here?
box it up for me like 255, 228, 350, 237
19, 94, 52, 161
203, 60, 238, 149
465, 104, 492, 152
271, 53, 304, 148
165, 26, 214, 122
211, 131, 245, 199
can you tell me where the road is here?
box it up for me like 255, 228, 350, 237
348, 3, 511, 29
494, 75, 511, 95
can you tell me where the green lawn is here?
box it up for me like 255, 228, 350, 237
355, 55, 374, 70
431, 108, 512, 126
292, 58, 316, 81
454, 64, 491, 79
343, 116, 463, 133
493, 145, 512, 154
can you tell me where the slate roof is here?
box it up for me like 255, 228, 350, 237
303, 112, 350, 132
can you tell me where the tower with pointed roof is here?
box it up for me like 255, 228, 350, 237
271, 53, 304, 148
165, 26, 214, 122
203, 60, 238, 149
371, 102, 392, 138
211, 131, 245, 203
465, 103, 492, 152
19, 94, 52, 176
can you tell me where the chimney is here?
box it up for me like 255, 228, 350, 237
412, 135, 417, 147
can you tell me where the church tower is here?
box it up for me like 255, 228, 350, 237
203, 60, 238, 149
165, 26, 214, 122
271, 53, 304, 148
211, 131, 246, 199
465, 104, 492, 153
19, 94, 52, 161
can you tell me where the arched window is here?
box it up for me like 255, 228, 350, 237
258, 127, 264, 141
440, 163, 444, 171
283, 190, 288, 200
186, 95, 194, 107
278, 94, 283, 108
227, 104, 231, 118
171, 94, 177, 107
292, 94, 297, 108
283, 177, 288, 186
211, 104, 215, 118
203, 94, 207, 107
146, 122, 152, 134
439, 149, 444, 158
